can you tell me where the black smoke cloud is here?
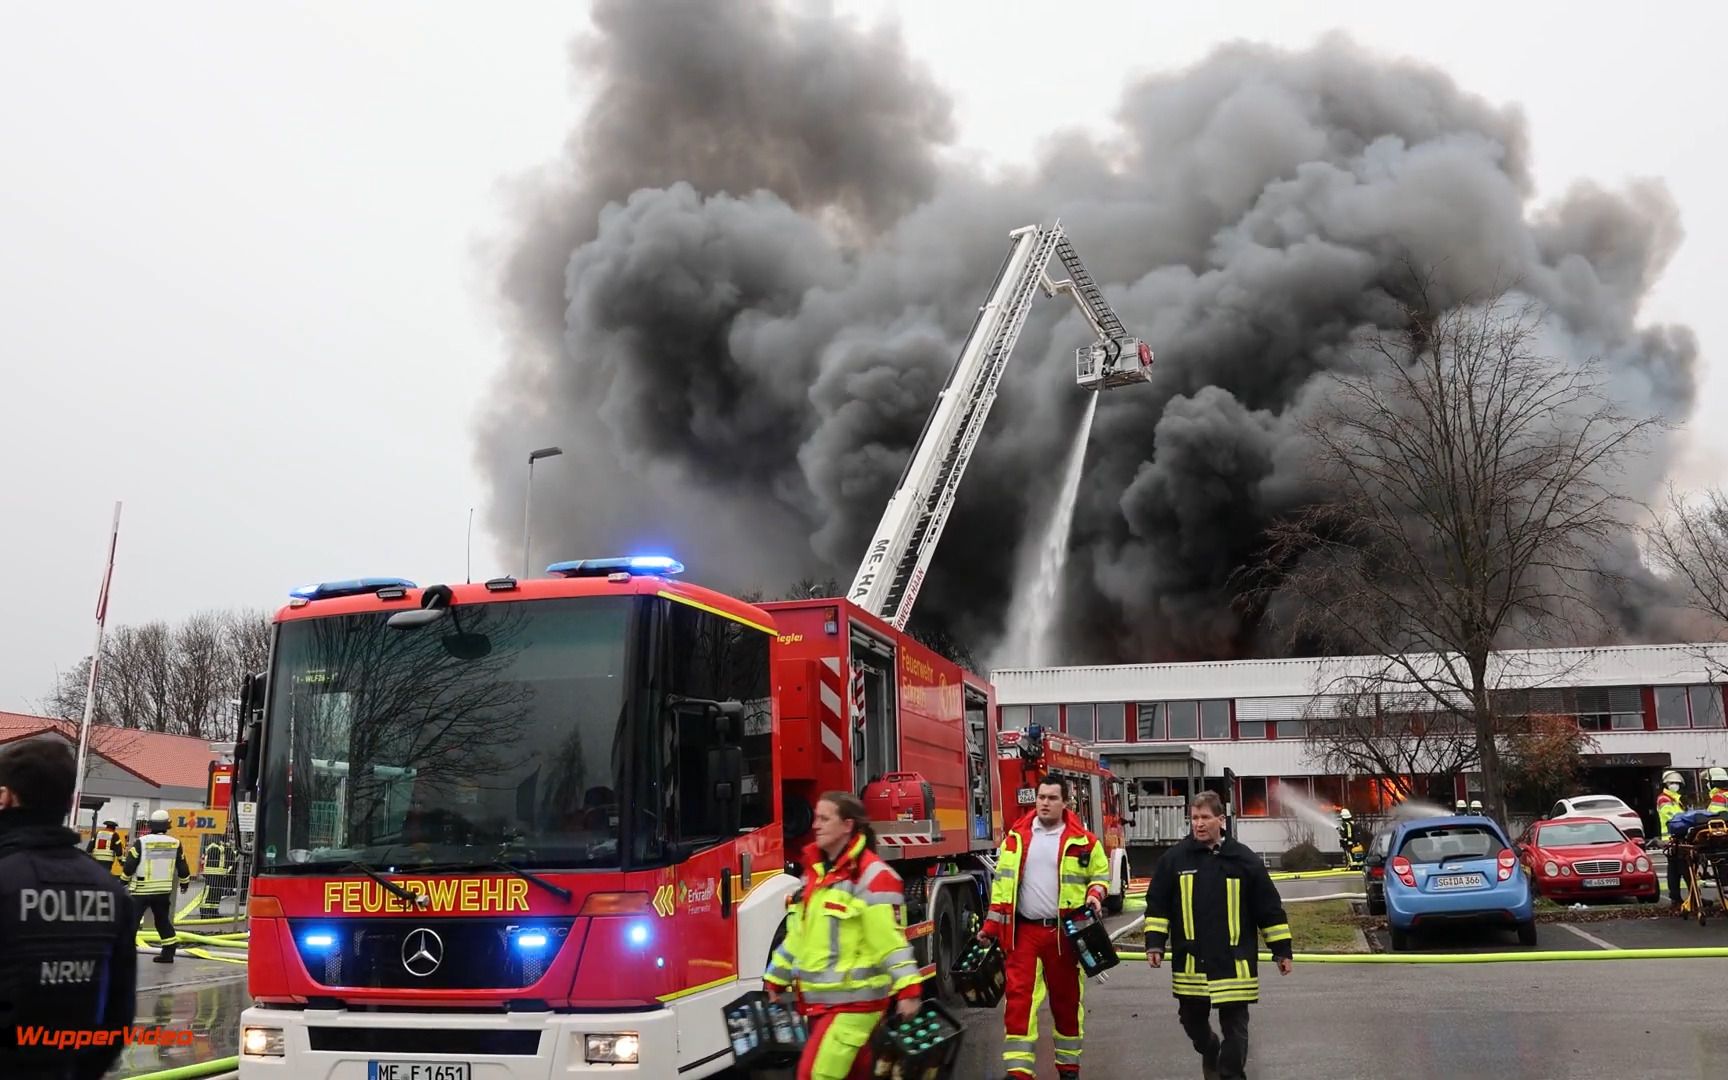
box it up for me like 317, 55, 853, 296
477, 5, 1698, 666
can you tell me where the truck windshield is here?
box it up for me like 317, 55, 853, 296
256, 595, 645, 872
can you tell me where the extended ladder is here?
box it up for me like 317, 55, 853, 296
847, 222, 1151, 629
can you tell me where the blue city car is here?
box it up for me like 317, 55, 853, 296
1382, 815, 1536, 951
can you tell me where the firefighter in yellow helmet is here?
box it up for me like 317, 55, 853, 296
1657, 770, 1688, 909
764, 792, 923, 1079
122, 810, 191, 963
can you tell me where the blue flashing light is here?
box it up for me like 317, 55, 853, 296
546, 555, 685, 579
627, 921, 651, 947
289, 577, 417, 602
516, 932, 549, 950
301, 931, 336, 951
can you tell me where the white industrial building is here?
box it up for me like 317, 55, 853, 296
994, 642, 1728, 862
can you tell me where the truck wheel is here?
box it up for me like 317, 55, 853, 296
1366, 894, 1385, 917
1105, 876, 1125, 915
927, 888, 963, 1006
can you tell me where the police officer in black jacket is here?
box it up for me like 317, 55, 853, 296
0, 739, 137, 1080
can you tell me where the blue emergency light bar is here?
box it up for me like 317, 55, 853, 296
288, 577, 418, 602
546, 555, 685, 578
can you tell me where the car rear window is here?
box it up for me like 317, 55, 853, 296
1538, 822, 1624, 846
1398, 825, 1502, 864
1572, 798, 1623, 811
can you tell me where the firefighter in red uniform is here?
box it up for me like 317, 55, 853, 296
980, 776, 1110, 1079
764, 792, 923, 1080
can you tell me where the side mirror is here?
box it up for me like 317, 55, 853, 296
234, 672, 268, 795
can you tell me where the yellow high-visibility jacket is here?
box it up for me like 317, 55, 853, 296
982, 810, 1110, 951
764, 835, 924, 1013
123, 833, 190, 896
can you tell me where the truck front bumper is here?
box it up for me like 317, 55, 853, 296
238, 1001, 728, 1079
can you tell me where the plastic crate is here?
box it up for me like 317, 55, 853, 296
950, 936, 1006, 1008
722, 989, 807, 1068
869, 1000, 965, 1079
1061, 909, 1119, 978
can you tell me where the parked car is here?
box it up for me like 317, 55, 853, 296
1517, 816, 1658, 904
1363, 831, 1393, 916
1383, 816, 1536, 951
1548, 795, 1645, 840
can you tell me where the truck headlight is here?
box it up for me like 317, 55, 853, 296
586, 1033, 640, 1064
242, 1026, 286, 1057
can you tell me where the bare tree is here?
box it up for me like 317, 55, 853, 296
1303, 682, 1481, 800
1646, 485, 1728, 678
1258, 293, 1659, 822
42, 609, 275, 739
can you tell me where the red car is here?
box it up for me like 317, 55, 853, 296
1516, 816, 1658, 903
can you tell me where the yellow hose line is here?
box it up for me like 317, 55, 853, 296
174, 888, 208, 921
139, 929, 250, 948
181, 948, 249, 965
1267, 869, 1359, 882
1117, 947, 1728, 964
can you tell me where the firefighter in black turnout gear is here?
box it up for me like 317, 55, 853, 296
1144, 791, 1294, 1080
0, 739, 136, 1080
124, 809, 191, 962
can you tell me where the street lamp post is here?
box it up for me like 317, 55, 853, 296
523, 446, 563, 578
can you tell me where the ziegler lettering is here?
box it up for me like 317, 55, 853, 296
19, 888, 116, 923
321, 877, 531, 914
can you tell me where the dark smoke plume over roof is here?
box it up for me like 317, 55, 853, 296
476, 1, 1698, 666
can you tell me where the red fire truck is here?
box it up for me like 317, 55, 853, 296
996, 727, 1133, 912
232, 561, 1008, 1078
233, 222, 1151, 1078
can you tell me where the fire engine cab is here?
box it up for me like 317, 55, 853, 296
996, 726, 1133, 912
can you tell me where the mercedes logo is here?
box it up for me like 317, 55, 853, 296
401, 927, 444, 977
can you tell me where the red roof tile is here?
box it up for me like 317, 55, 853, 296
0, 711, 218, 791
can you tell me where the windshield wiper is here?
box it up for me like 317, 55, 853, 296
416, 859, 574, 903
339, 860, 429, 909
1437, 852, 1490, 867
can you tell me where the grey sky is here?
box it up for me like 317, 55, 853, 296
4, 1, 1725, 711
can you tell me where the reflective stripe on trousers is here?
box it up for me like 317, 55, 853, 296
796, 1008, 882, 1080
1002, 921, 1084, 1076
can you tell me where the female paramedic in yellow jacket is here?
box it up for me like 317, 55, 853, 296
764, 791, 924, 1080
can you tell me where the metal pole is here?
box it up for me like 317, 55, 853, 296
522, 460, 535, 578
522, 447, 563, 579
69, 501, 121, 828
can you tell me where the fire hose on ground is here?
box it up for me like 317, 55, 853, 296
121, 1057, 239, 1080
133, 886, 250, 963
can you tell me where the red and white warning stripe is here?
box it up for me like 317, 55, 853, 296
878, 834, 937, 847
816, 657, 845, 762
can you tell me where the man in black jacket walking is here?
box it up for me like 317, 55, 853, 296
0, 739, 137, 1080
1143, 791, 1292, 1080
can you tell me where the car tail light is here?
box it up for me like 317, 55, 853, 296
1390, 856, 1415, 888
1370, 866, 1384, 879
1497, 849, 1516, 882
